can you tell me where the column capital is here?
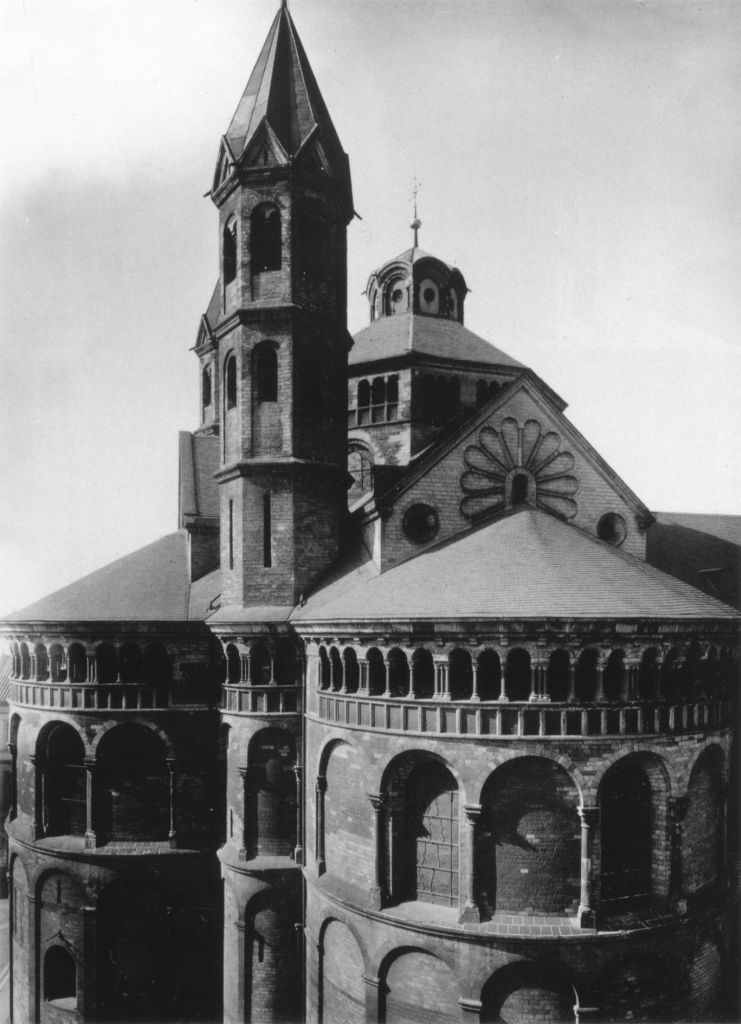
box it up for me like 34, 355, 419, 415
83, 757, 96, 771
368, 791, 385, 811
237, 764, 249, 780
293, 763, 303, 782
578, 805, 599, 828
669, 795, 689, 822
463, 803, 482, 823
459, 997, 483, 1015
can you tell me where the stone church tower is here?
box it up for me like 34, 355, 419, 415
2, 4, 738, 1024
201, 5, 353, 1022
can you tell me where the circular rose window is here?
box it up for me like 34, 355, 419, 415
597, 512, 627, 546
403, 503, 439, 544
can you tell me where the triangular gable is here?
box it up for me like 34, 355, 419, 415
295, 128, 334, 178
375, 374, 654, 570
239, 117, 290, 170
212, 136, 237, 194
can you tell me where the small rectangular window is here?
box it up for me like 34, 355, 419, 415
229, 500, 234, 571
263, 493, 272, 568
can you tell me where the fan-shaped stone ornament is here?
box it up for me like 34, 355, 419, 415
460, 417, 578, 520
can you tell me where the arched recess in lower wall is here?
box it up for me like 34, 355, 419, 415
480, 961, 577, 1024
318, 919, 366, 1024
682, 745, 725, 895
245, 889, 300, 1024
380, 948, 460, 1024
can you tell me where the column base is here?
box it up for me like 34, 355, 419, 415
459, 902, 481, 924
369, 885, 385, 911
169, 832, 177, 849
84, 831, 97, 850
578, 905, 598, 929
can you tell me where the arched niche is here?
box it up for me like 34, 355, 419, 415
479, 757, 580, 918
246, 727, 297, 857
94, 724, 170, 843
481, 961, 577, 1024
381, 949, 459, 1024
319, 920, 365, 1024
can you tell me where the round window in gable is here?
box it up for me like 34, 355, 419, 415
403, 503, 439, 545
597, 512, 627, 546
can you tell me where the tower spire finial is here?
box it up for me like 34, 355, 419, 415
411, 178, 421, 249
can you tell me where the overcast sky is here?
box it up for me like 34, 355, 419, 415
1, 0, 739, 615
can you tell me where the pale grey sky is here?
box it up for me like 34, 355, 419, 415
1, 0, 740, 614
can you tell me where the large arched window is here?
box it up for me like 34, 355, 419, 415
405, 761, 459, 906
251, 203, 281, 272
225, 354, 237, 410
600, 759, 652, 906
246, 728, 297, 857
45, 724, 86, 837
254, 343, 278, 402
44, 946, 76, 1007
95, 725, 169, 843
223, 219, 237, 284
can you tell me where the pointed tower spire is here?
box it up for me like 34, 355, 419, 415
214, 2, 352, 214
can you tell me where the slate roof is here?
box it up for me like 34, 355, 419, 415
293, 508, 737, 623
179, 432, 220, 523
3, 533, 220, 624
653, 512, 741, 549
350, 313, 525, 370
648, 512, 741, 610
0, 655, 11, 704
223, 4, 348, 187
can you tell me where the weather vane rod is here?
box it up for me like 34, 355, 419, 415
411, 178, 421, 248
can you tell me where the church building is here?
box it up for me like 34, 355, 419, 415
2, 4, 738, 1023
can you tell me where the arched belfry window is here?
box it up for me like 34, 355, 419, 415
255, 344, 278, 402
202, 365, 212, 408
225, 355, 237, 410
251, 203, 281, 272
223, 220, 237, 284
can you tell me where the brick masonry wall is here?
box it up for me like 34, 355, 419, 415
305, 882, 733, 1024
384, 949, 461, 1024
682, 749, 723, 894
377, 380, 647, 572
317, 920, 365, 1024
324, 741, 374, 891
478, 757, 581, 917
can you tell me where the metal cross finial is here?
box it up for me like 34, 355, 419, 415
410, 178, 421, 248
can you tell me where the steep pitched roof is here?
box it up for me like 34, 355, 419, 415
220, 4, 350, 204
179, 432, 220, 524
293, 508, 736, 623
653, 512, 741, 548
647, 512, 741, 610
3, 533, 220, 624
350, 313, 525, 370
